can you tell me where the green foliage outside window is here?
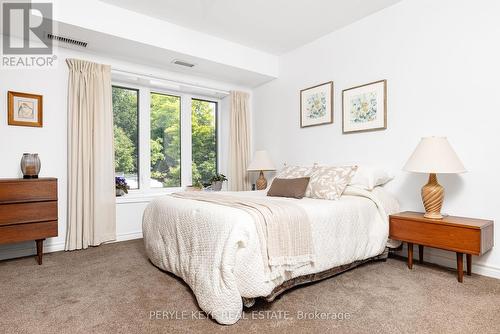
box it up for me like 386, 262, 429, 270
112, 87, 139, 188
150, 93, 181, 187
113, 87, 217, 189
191, 99, 217, 186
114, 126, 135, 173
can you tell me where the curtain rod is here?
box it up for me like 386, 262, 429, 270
111, 68, 231, 96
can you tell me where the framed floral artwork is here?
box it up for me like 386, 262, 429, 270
8, 91, 43, 127
300, 81, 333, 128
342, 80, 386, 134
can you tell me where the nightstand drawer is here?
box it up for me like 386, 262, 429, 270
390, 218, 481, 255
0, 201, 58, 226
0, 221, 58, 244
0, 179, 57, 203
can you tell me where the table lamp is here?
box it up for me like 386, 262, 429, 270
403, 137, 466, 219
247, 150, 276, 190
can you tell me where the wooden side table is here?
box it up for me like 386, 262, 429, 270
389, 211, 494, 282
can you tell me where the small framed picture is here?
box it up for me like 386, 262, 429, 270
300, 81, 333, 128
8, 91, 43, 127
342, 80, 387, 134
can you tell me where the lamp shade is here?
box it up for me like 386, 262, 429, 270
403, 137, 466, 174
247, 150, 276, 171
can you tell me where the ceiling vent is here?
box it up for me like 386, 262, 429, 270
47, 33, 88, 48
172, 59, 195, 68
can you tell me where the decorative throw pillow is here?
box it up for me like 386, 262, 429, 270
276, 165, 316, 179
306, 166, 358, 200
267, 177, 310, 199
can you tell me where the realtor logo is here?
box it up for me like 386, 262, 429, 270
2, 2, 56, 68
2, 2, 53, 54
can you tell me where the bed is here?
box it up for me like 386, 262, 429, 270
142, 183, 399, 325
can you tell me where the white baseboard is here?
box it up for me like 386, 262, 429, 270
115, 230, 143, 242
397, 245, 500, 280
0, 231, 143, 261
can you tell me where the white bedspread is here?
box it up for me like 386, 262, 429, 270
142, 186, 399, 325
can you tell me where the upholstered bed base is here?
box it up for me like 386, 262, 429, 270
242, 247, 389, 308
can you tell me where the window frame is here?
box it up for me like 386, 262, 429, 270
112, 80, 221, 195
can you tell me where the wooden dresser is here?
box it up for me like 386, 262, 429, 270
0, 178, 58, 264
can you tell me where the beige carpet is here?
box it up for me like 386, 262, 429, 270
1, 239, 499, 334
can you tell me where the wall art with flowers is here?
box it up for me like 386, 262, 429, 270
300, 81, 333, 128
342, 80, 387, 134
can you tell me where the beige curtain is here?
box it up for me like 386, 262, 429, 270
65, 59, 116, 251
228, 91, 251, 191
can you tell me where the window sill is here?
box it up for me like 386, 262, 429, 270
116, 188, 182, 204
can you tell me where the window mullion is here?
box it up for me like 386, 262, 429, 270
139, 87, 151, 191
180, 94, 193, 187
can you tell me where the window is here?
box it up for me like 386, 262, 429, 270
150, 93, 181, 188
112, 81, 221, 192
112, 86, 139, 189
191, 99, 217, 187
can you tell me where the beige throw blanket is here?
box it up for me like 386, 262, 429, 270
172, 192, 314, 278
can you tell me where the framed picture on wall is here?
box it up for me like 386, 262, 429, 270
342, 80, 386, 134
300, 81, 333, 128
7, 91, 43, 127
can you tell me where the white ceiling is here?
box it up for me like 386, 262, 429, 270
100, 0, 402, 55
52, 21, 275, 88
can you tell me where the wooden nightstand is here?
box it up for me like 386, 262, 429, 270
389, 211, 494, 282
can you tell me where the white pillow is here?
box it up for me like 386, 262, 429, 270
349, 165, 394, 190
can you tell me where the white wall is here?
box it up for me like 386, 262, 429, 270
0, 45, 249, 260
253, 0, 500, 278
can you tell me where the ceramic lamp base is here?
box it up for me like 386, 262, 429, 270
422, 173, 444, 219
256, 170, 267, 190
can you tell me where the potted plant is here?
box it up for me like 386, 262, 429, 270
115, 176, 130, 196
186, 180, 204, 191
210, 173, 227, 191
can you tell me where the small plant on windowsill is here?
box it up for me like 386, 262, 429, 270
185, 177, 204, 192
210, 173, 228, 191
115, 176, 130, 197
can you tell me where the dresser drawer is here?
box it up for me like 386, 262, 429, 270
390, 218, 481, 255
0, 221, 58, 244
0, 201, 57, 226
0, 179, 57, 203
